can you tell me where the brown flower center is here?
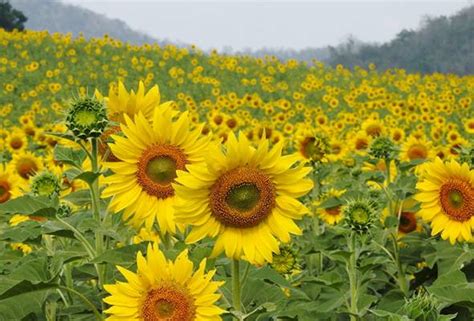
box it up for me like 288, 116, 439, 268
439, 179, 474, 222
210, 167, 275, 228
399, 212, 417, 233
17, 158, 38, 179
136, 145, 187, 199
407, 144, 428, 160
325, 206, 341, 216
10, 137, 23, 150
141, 285, 195, 321
0, 181, 11, 203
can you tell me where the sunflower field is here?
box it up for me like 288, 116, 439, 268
1, 28, 474, 321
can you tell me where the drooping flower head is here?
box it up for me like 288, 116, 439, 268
415, 158, 474, 244
104, 244, 225, 321
102, 107, 209, 233
174, 133, 313, 265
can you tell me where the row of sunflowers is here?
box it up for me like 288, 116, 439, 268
0, 28, 474, 320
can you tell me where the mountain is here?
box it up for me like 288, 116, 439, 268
8, 0, 168, 45
327, 5, 474, 74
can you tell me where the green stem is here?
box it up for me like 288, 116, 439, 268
90, 138, 105, 291
390, 233, 409, 296
232, 259, 242, 315
58, 285, 103, 320
56, 216, 96, 259
347, 232, 359, 321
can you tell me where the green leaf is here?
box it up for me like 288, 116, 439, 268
429, 270, 474, 306
63, 189, 91, 206
0, 195, 58, 217
74, 171, 101, 185
53, 145, 86, 168
91, 244, 144, 265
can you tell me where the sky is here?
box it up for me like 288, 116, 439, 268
61, 0, 472, 51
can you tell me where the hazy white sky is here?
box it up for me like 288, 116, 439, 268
61, 0, 471, 50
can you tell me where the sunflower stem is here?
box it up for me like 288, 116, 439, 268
232, 259, 242, 316
390, 233, 409, 296
347, 232, 359, 321
90, 138, 105, 291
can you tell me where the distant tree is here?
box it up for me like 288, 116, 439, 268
0, 1, 27, 31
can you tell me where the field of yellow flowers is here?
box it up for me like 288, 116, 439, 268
1, 28, 474, 321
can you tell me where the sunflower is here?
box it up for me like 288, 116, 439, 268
5, 128, 28, 153
0, 166, 25, 203
174, 133, 313, 265
295, 128, 330, 163
103, 244, 225, 321
400, 135, 434, 162
95, 80, 163, 123
102, 107, 209, 233
10, 151, 43, 180
362, 118, 385, 138
415, 158, 474, 244
315, 189, 345, 225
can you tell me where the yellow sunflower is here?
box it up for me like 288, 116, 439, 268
10, 151, 43, 180
174, 133, 313, 265
104, 244, 225, 321
415, 158, 474, 244
5, 128, 28, 153
95, 80, 163, 123
0, 166, 25, 203
315, 189, 345, 225
102, 107, 209, 233
400, 135, 434, 162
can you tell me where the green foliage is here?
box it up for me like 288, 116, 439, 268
329, 6, 474, 75
0, 1, 26, 31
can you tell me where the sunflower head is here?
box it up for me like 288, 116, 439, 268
31, 171, 60, 198
103, 244, 224, 320
369, 136, 396, 160
66, 97, 108, 140
299, 134, 330, 162
415, 158, 474, 244
343, 199, 378, 233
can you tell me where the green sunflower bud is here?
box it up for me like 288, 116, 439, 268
402, 291, 439, 321
57, 202, 73, 218
369, 136, 396, 160
66, 97, 108, 140
343, 199, 378, 233
31, 171, 60, 198
271, 247, 298, 275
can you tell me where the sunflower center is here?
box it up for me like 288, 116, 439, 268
154, 299, 175, 318
352, 207, 369, 224
226, 183, 260, 211
74, 110, 97, 127
448, 190, 463, 208
399, 212, 417, 234
10, 137, 23, 149
137, 144, 187, 199
141, 285, 195, 321
0, 181, 11, 203
326, 206, 341, 216
407, 144, 428, 160
439, 179, 474, 222
146, 157, 177, 185
210, 167, 275, 228
17, 158, 38, 179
